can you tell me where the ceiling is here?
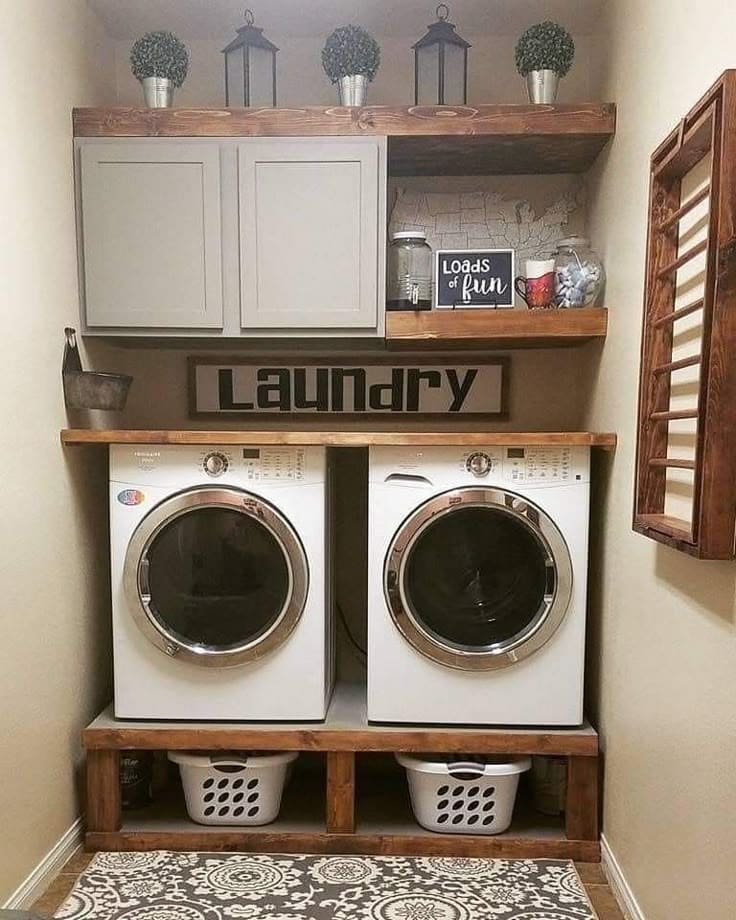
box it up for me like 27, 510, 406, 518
88, 0, 604, 40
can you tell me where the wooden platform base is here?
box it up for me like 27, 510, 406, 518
83, 684, 600, 860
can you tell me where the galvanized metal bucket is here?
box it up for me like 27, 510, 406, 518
526, 69, 560, 104
338, 74, 368, 106
62, 328, 132, 411
141, 76, 174, 108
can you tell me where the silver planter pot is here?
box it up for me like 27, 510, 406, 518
526, 69, 560, 104
141, 76, 175, 108
338, 74, 368, 106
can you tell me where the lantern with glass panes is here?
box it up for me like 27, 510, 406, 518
413, 4, 470, 106
222, 9, 278, 107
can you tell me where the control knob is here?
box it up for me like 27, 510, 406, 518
203, 451, 228, 477
466, 451, 492, 477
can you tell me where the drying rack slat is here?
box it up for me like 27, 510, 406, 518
652, 297, 705, 328
648, 458, 696, 470
655, 184, 711, 233
656, 239, 709, 279
649, 408, 699, 422
652, 354, 702, 376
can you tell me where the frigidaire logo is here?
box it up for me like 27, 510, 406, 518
117, 489, 145, 506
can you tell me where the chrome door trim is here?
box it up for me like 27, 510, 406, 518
384, 487, 573, 671
123, 487, 309, 668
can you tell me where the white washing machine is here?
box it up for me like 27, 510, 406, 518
110, 444, 334, 721
368, 444, 590, 726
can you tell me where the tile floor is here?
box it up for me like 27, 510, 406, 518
29, 852, 625, 919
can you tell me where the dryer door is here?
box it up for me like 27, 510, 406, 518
384, 487, 573, 671
123, 487, 308, 667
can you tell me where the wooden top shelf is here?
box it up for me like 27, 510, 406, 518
84, 683, 598, 756
73, 103, 616, 175
387, 308, 608, 348
61, 429, 617, 450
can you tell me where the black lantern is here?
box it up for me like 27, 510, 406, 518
222, 9, 278, 107
413, 4, 470, 106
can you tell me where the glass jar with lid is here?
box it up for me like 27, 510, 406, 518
553, 237, 605, 308
387, 231, 433, 311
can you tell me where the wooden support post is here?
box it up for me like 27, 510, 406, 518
565, 755, 599, 841
326, 751, 355, 834
86, 749, 121, 833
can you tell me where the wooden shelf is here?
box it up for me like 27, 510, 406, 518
61, 429, 617, 450
72, 104, 616, 175
386, 308, 608, 348
83, 685, 600, 859
90, 764, 594, 860
84, 683, 598, 756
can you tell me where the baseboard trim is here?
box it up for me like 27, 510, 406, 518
2, 817, 83, 910
600, 833, 646, 920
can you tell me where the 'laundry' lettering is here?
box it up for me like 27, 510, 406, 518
203, 364, 504, 416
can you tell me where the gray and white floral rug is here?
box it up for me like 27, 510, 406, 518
55, 852, 597, 920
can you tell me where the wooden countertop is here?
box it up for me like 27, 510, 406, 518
61, 430, 617, 450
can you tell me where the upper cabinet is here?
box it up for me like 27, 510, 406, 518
73, 105, 615, 344
78, 142, 224, 330
238, 138, 384, 333
76, 135, 386, 337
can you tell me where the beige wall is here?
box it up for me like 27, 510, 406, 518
586, 2, 736, 918
0, 0, 115, 902
103, 343, 592, 432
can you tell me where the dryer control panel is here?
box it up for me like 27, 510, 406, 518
501, 446, 573, 483
370, 445, 589, 486
458, 446, 578, 483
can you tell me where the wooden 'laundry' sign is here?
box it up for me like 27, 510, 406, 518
189, 357, 509, 419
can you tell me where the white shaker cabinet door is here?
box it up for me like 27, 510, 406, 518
79, 142, 223, 329
238, 138, 384, 332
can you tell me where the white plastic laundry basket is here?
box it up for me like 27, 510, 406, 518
396, 753, 531, 835
169, 751, 298, 826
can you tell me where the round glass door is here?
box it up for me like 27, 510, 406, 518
384, 488, 572, 670
123, 488, 308, 667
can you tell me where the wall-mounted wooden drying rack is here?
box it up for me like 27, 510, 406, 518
634, 69, 736, 558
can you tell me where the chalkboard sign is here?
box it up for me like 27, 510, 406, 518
435, 248, 515, 309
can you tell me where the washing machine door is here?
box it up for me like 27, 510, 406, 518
123, 487, 308, 667
384, 487, 573, 671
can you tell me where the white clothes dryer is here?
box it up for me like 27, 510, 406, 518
368, 445, 590, 726
110, 444, 333, 721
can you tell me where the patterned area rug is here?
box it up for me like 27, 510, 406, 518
55, 852, 597, 920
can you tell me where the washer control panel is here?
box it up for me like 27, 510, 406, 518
196, 447, 307, 481
202, 451, 229, 477
466, 451, 493, 477
241, 448, 306, 482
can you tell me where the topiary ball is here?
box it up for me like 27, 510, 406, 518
130, 31, 189, 87
321, 25, 381, 83
515, 21, 575, 77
